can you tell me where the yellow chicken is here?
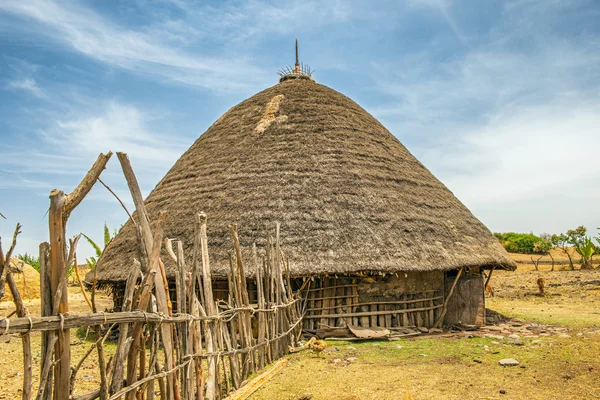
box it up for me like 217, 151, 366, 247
306, 337, 327, 357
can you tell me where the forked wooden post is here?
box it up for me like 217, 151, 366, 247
0, 223, 33, 400
48, 152, 112, 400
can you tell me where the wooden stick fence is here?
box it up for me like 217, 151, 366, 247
0, 152, 302, 400
301, 276, 444, 331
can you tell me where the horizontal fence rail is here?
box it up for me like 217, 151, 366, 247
0, 152, 303, 400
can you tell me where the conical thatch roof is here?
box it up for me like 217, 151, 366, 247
91, 79, 515, 284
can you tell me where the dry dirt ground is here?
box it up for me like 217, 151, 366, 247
250, 261, 600, 400
1, 260, 599, 399
0, 286, 114, 398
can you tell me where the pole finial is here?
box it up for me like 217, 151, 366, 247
278, 39, 314, 82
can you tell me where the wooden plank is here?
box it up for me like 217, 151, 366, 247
370, 305, 378, 327
434, 267, 465, 328
303, 305, 443, 320
378, 305, 385, 327
351, 282, 358, 327
384, 304, 392, 328
305, 296, 444, 310
348, 325, 390, 339
223, 360, 288, 400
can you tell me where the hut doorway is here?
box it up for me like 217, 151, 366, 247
442, 268, 486, 326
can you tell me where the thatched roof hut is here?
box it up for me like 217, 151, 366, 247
91, 77, 514, 286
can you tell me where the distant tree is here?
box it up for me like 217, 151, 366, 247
550, 233, 575, 270
567, 226, 594, 270
539, 233, 555, 271
500, 232, 544, 254
531, 237, 552, 271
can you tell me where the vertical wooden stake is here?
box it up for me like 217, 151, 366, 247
434, 267, 464, 328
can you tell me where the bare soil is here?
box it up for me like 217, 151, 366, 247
1, 264, 599, 399
251, 265, 600, 399
0, 286, 113, 398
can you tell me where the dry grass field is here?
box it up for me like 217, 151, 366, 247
1, 253, 599, 399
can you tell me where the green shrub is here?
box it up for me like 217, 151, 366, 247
16, 253, 40, 272
496, 232, 544, 254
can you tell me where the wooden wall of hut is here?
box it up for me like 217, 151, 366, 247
110, 270, 486, 330
301, 272, 445, 330
443, 268, 486, 326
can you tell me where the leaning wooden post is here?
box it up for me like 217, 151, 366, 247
484, 265, 496, 290
229, 225, 253, 377
434, 266, 465, 328
197, 213, 217, 400
1, 224, 33, 400
117, 153, 177, 400
109, 266, 140, 396
48, 152, 112, 400
39, 242, 53, 400
253, 244, 266, 371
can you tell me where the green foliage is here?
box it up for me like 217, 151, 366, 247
566, 225, 587, 247
551, 232, 575, 269
533, 238, 552, 255
81, 223, 115, 269
496, 232, 545, 254
16, 252, 40, 272
566, 226, 595, 268
576, 237, 595, 267
550, 233, 568, 248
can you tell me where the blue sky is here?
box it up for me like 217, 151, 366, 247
1, 0, 599, 259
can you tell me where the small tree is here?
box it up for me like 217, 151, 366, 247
531, 237, 552, 271
81, 223, 116, 269
551, 233, 575, 270
539, 233, 555, 271
567, 226, 594, 270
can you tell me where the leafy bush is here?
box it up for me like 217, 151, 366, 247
494, 232, 545, 254
16, 252, 40, 272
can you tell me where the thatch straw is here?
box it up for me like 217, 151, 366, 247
90, 79, 515, 284
2, 258, 41, 301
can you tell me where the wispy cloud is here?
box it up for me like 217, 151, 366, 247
407, 0, 466, 44
368, 0, 600, 233
7, 78, 45, 98
42, 101, 186, 164
0, 100, 191, 193
0, 0, 270, 92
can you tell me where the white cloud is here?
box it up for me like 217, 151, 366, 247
367, 0, 600, 234
424, 102, 600, 202
0, 0, 269, 92
0, 100, 191, 197
41, 101, 189, 168
6, 78, 45, 98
